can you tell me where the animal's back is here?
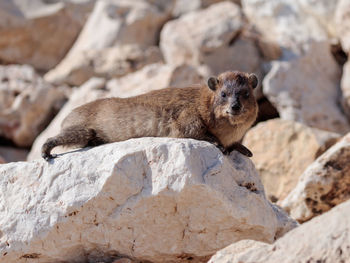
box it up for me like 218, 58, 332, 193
62, 86, 202, 142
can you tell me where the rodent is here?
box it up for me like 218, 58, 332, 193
42, 71, 258, 160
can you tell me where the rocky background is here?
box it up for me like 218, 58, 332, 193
0, 0, 350, 262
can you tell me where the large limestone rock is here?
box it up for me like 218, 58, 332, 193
160, 2, 262, 77
0, 0, 93, 71
335, 0, 350, 53
242, 119, 340, 202
28, 64, 203, 160
46, 0, 172, 85
263, 41, 350, 134
45, 45, 163, 86
209, 199, 350, 263
242, 0, 339, 50
281, 133, 350, 222
0, 65, 67, 147
0, 138, 297, 263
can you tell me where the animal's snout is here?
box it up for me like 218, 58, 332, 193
231, 102, 241, 111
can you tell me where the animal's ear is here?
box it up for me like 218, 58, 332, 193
248, 74, 258, 89
208, 77, 218, 91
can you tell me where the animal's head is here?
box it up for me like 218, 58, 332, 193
207, 71, 258, 125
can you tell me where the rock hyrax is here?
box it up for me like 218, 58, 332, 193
42, 71, 258, 160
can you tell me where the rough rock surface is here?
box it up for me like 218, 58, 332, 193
242, 0, 339, 50
0, 0, 93, 71
0, 65, 67, 147
263, 41, 350, 134
161, 2, 261, 78
335, 0, 350, 53
281, 133, 350, 222
28, 64, 203, 160
0, 138, 297, 263
242, 119, 340, 202
45, 45, 163, 86
209, 199, 350, 263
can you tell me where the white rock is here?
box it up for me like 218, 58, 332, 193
0, 0, 93, 71
281, 133, 350, 222
242, 0, 339, 50
0, 65, 67, 147
45, 45, 163, 86
335, 0, 350, 53
209, 199, 350, 263
0, 138, 297, 263
263, 41, 350, 134
161, 2, 261, 75
45, 0, 172, 85
341, 59, 350, 120
28, 64, 203, 160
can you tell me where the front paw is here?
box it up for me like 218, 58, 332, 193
226, 143, 253, 157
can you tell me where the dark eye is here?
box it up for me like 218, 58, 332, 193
243, 91, 250, 98
221, 92, 226, 98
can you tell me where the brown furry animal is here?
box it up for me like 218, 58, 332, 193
42, 71, 258, 160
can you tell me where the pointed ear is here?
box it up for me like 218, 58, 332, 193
208, 77, 218, 91
248, 74, 258, 89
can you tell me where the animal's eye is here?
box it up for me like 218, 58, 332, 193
243, 91, 250, 98
221, 92, 226, 98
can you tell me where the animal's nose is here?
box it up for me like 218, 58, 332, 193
231, 103, 241, 111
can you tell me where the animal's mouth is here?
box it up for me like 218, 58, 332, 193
226, 109, 246, 116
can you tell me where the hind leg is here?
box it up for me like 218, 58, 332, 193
41, 126, 97, 161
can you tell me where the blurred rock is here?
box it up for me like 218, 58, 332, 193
208, 240, 266, 263
0, 146, 28, 163
107, 63, 203, 98
263, 41, 350, 134
243, 119, 340, 202
335, 0, 350, 53
341, 60, 350, 120
172, 0, 240, 17
0, 138, 297, 263
161, 2, 261, 74
242, 0, 339, 50
47, 0, 172, 85
28, 64, 203, 160
208, 199, 350, 263
45, 45, 163, 86
0, 65, 67, 147
0, 0, 93, 71
281, 133, 350, 222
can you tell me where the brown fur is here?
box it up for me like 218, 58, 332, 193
42, 71, 258, 160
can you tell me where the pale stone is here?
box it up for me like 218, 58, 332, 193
0, 0, 93, 71
209, 199, 350, 263
281, 133, 350, 222
208, 240, 266, 263
0, 65, 67, 147
335, 0, 350, 53
28, 64, 203, 160
341, 60, 350, 120
242, 0, 339, 50
161, 2, 260, 72
243, 119, 340, 202
47, 0, 172, 84
45, 45, 163, 86
107, 63, 203, 98
263, 41, 350, 134
0, 138, 297, 263
172, 0, 240, 17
